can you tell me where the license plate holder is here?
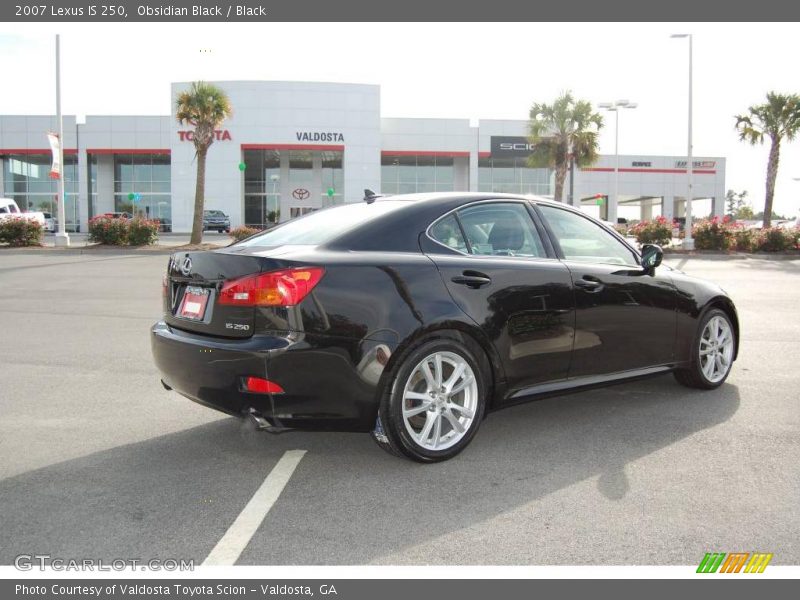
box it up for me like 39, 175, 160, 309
178, 286, 210, 321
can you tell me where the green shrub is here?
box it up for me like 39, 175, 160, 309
755, 227, 797, 252
88, 216, 128, 245
693, 217, 733, 251
0, 217, 43, 247
629, 216, 674, 246
127, 218, 160, 246
230, 225, 261, 242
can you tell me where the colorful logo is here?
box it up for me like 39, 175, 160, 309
697, 552, 773, 573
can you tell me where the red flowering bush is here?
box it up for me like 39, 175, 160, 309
88, 216, 129, 245
88, 216, 158, 246
230, 225, 261, 242
0, 217, 43, 247
127, 218, 160, 246
730, 225, 757, 252
755, 227, 797, 252
693, 216, 734, 251
629, 215, 675, 246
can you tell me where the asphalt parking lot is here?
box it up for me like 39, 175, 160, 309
0, 252, 797, 566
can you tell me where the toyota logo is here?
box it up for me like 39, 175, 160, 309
180, 256, 192, 276
292, 188, 311, 200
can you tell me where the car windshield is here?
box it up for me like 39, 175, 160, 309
236, 201, 407, 247
205, 210, 225, 216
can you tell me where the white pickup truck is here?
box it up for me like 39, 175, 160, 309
0, 198, 46, 226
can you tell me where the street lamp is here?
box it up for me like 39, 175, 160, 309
671, 33, 694, 250
597, 100, 637, 223
54, 34, 69, 247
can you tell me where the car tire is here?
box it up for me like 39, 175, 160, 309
371, 337, 488, 462
674, 308, 736, 390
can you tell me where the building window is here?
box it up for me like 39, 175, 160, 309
112, 153, 171, 226
2, 153, 80, 230
381, 154, 455, 194
87, 154, 98, 219
321, 151, 343, 207
243, 149, 281, 228
478, 157, 552, 196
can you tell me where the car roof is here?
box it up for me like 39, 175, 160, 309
327, 192, 578, 252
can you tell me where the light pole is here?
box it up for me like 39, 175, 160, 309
671, 33, 694, 249
54, 34, 69, 247
597, 100, 637, 223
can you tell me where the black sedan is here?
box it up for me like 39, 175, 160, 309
151, 193, 739, 462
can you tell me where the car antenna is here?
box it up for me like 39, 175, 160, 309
364, 189, 379, 204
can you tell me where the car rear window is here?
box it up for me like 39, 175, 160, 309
235, 201, 408, 247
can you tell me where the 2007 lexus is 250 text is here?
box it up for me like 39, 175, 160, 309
151, 192, 739, 462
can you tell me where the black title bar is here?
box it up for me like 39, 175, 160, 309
2, 0, 799, 21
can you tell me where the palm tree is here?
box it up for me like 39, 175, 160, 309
528, 92, 604, 203
735, 92, 800, 228
176, 82, 233, 244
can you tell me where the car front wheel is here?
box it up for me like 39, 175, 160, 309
372, 338, 487, 462
674, 308, 736, 389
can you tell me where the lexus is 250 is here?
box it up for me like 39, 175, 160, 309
151, 193, 739, 462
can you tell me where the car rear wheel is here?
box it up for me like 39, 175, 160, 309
371, 338, 487, 462
674, 308, 736, 389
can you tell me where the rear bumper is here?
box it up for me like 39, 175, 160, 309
150, 321, 394, 432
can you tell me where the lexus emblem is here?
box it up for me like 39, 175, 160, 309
180, 256, 192, 276
292, 188, 311, 200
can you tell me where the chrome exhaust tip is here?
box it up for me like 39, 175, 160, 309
247, 409, 293, 434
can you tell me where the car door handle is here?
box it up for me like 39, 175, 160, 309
575, 277, 604, 293
451, 271, 492, 289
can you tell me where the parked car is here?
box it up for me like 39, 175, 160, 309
0, 198, 46, 227
151, 193, 739, 462
42, 212, 56, 232
203, 210, 231, 233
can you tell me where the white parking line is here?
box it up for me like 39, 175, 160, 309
202, 449, 307, 566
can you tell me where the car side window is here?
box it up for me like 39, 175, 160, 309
457, 203, 546, 258
9, 204, 18, 213
429, 214, 468, 253
538, 205, 638, 266
0, 206, 7, 214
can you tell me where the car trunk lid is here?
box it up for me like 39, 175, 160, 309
164, 251, 267, 338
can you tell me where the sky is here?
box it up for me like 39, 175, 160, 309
1, 21, 799, 216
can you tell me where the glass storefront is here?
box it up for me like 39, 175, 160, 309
113, 153, 171, 225
2, 153, 80, 230
243, 148, 344, 227
478, 156, 552, 196
381, 154, 455, 194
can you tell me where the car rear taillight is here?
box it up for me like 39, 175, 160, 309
242, 377, 284, 394
218, 267, 325, 307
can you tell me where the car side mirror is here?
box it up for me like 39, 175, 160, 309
641, 244, 663, 272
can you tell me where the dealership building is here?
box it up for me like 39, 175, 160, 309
0, 81, 726, 232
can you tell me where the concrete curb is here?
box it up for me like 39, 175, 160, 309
0, 244, 225, 256
663, 251, 800, 261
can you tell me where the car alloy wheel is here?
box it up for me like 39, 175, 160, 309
699, 314, 734, 383
371, 337, 487, 462
674, 308, 736, 389
401, 350, 478, 451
